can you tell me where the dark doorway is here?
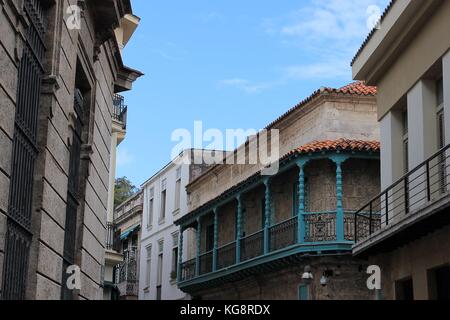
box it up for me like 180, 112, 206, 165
395, 277, 414, 300
428, 265, 450, 300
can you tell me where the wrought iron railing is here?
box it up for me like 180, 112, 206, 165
217, 241, 236, 270
113, 93, 127, 128
106, 222, 121, 252
304, 212, 337, 242
355, 144, 450, 243
180, 258, 196, 281
240, 230, 264, 262
269, 216, 298, 251
199, 251, 213, 275
116, 247, 138, 297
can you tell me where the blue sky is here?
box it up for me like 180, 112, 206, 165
118, 0, 390, 187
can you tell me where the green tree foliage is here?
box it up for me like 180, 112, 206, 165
114, 177, 138, 208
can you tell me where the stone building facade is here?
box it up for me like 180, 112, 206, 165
0, 0, 141, 300
352, 0, 450, 300
175, 83, 382, 300
113, 190, 143, 300
139, 149, 215, 300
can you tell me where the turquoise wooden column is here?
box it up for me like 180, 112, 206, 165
263, 178, 271, 254
235, 194, 242, 263
177, 227, 184, 282
212, 208, 218, 271
330, 155, 349, 241
296, 160, 308, 243
195, 216, 201, 276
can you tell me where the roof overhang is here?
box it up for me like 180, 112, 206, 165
115, 64, 144, 92
352, 0, 443, 85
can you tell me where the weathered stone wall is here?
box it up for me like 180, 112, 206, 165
270, 169, 298, 223
368, 224, 450, 300
242, 185, 265, 236
306, 159, 337, 212
195, 255, 373, 300
0, 0, 129, 300
0, 0, 19, 294
187, 96, 379, 213
217, 201, 236, 247
342, 158, 380, 211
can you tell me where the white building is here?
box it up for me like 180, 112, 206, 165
138, 150, 214, 300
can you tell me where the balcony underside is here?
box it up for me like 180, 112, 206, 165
353, 193, 450, 257
179, 241, 353, 293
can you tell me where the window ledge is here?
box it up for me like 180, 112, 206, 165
173, 208, 180, 216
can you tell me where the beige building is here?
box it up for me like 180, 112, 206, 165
175, 83, 382, 300
106, 190, 143, 300
352, 0, 450, 300
0, 0, 141, 300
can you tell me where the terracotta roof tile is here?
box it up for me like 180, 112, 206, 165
291, 139, 380, 156
265, 81, 376, 129
177, 139, 380, 225
336, 82, 377, 95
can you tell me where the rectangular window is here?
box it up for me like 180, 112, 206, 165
298, 284, 310, 300
402, 109, 409, 173
160, 189, 166, 221
428, 264, 450, 300
171, 247, 179, 278
145, 246, 152, 287
156, 253, 163, 300
174, 178, 181, 212
395, 277, 414, 300
437, 77, 443, 107
156, 285, 162, 300
148, 187, 154, 228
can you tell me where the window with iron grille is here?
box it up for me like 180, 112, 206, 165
61, 88, 85, 300
1, 0, 46, 300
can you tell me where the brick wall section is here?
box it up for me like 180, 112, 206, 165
196, 255, 374, 300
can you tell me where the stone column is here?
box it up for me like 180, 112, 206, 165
177, 227, 184, 282
236, 194, 242, 263
407, 80, 439, 209
296, 160, 308, 243
443, 50, 450, 192
195, 217, 201, 276
263, 178, 271, 254
380, 111, 405, 223
330, 155, 349, 241
212, 208, 218, 271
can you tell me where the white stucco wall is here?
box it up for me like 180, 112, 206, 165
138, 155, 193, 300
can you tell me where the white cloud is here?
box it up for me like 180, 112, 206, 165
117, 147, 135, 167
263, 0, 390, 81
219, 78, 281, 94
282, 60, 350, 80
